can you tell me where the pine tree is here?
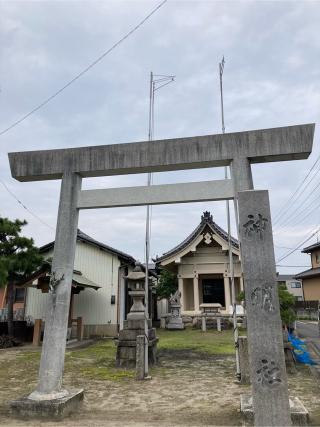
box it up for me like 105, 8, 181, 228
0, 217, 43, 336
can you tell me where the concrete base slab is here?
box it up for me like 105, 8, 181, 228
10, 388, 84, 420
240, 394, 309, 426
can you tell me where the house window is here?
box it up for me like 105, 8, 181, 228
290, 282, 301, 289
316, 253, 320, 264
14, 288, 26, 303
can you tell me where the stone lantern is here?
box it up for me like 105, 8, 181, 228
116, 262, 158, 368
125, 263, 146, 321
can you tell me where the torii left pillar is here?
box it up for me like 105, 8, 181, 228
10, 172, 84, 419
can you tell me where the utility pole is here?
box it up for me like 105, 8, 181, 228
219, 57, 241, 380
145, 71, 175, 378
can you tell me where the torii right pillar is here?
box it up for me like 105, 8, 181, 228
238, 189, 291, 426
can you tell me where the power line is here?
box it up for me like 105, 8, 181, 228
276, 225, 320, 263
0, 179, 55, 231
272, 153, 320, 224
0, 0, 168, 137
274, 172, 320, 230
276, 265, 310, 268
274, 245, 300, 251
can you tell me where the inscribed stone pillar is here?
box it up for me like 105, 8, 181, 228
238, 190, 291, 427
224, 277, 231, 313
30, 172, 82, 399
193, 276, 200, 312
178, 278, 184, 311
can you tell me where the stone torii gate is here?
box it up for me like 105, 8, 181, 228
8, 123, 314, 425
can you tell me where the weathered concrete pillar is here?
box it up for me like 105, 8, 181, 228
178, 277, 184, 311
224, 276, 231, 313
30, 172, 82, 399
238, 190, 291, 426
136, 335, 145, 380
238, 336, 250, 385
193, 276, 200, 312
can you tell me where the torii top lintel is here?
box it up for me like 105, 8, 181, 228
8, 123, 315, 182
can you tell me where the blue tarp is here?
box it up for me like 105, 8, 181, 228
288, 333, 317, 365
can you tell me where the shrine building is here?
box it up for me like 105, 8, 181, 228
156, 211, 243, 315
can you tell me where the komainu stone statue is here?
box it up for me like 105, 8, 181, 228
167, 290, 184, 330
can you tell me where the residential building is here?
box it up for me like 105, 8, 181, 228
276, 274, 303, 301
295, 241, 320, 301
17, 230, 138, 337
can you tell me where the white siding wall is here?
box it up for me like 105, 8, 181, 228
73, 242, 120, 325
25, 243, 121, 326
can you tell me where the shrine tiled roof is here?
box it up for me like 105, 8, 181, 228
155, 211, 239, 263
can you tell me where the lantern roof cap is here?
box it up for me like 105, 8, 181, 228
125, 262, 146, 281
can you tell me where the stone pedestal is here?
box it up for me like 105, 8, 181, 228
167, 304, 184, 330
240, 394, 309, 426
116, 319, 157, 368
10, 389, 84, 421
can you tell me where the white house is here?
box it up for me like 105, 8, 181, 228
22, 230, 137, 337
276, 274, 304, 301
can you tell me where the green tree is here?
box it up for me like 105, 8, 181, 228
237, 284, 296, 327
155, 269, 178, 300
0, 217, 43, 336
278, 283, 296, 327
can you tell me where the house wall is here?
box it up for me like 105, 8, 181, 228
285, 280, 304, 300
25, 241, 121, 336
302, 277, 320, 301
311, 250, 320, 268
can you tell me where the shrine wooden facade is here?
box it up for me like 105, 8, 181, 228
156, 211, 243, 315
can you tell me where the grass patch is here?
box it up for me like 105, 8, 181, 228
66, 339, 134, 381
157, 327, 235, 355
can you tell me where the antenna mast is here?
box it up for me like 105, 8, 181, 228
219, 57, 241, 380
145, 71, 175, 378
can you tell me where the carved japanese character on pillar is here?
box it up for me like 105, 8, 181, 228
243, 213, 268, 241
49, 272, 65, 294
250, 285, 275, 312
256, 358, 282, 388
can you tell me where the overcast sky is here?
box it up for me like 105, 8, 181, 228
1, 0, 319, 274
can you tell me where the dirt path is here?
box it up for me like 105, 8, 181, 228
0, 348, 319, 426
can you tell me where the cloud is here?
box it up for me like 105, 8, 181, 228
1, 0, 319, 274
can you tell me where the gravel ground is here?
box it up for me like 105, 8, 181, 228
0, 345, 318, 426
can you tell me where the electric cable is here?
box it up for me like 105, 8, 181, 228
0, 0, 168, 137
0, 179, 55, 231
276, 225, 320, 263
272, 153, 320, 224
